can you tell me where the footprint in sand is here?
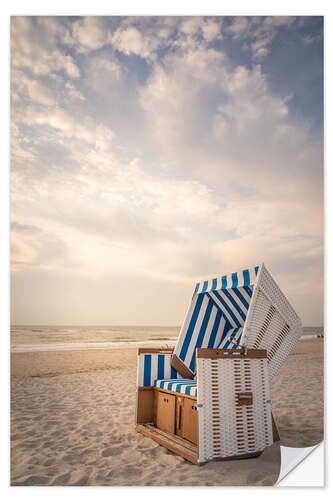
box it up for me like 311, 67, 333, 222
16, 475, 50, 486
101, 446, 123, 457
46, 420, 58, 426
21, 439, 40, 450
42, 441, 53, 448
42, 458, 56, 466
71, 475, 90, 486
51, 472, 72, 485
247, 472, 264, 484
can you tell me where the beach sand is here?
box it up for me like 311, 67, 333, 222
10, 339, 323, 486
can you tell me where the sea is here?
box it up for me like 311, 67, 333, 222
10, 325, 323, 352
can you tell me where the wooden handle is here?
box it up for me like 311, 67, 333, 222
196, 348, 267, 359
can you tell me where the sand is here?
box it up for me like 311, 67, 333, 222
10, 339, 323, 486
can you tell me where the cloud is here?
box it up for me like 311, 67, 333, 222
180, 17, 203, 36
11, 221, 70, 272
136, 31, 323, 312
302, 33, 322, 45
64, 81, 86, 102
19, 106, 114, 152
11, 17, 80, 78
110, 17, 176, 61
202, 19, 222, 42
250, 37, 271, 60
140, 42, 295, 170
139, 38, 321, 201
227, 16, 297, 60
70, 17, 110, 52
140, 45, 228, 151
12, 70, 57, 106
227, 16, 250, 39
112, 26, 151, 58
10, 16, 323, 325
27, 80, 56, 106
177, 17, 223, 47
263, 16, 296, 27
65, 17, 178, 61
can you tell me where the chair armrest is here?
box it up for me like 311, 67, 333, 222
137, 350, 179, 387
196, 347, 267, 359
138, 347, 174, 354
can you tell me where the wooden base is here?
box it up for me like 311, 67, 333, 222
136, 383, 279, 465
136, 423, 199, 464
136, 424, 263, 465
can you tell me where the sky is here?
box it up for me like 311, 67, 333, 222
10, 15, 323, 326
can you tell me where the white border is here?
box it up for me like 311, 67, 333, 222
2, 1, 330, 497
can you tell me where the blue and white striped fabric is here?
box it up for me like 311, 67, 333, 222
216, 327, 243, 349
209, 287, 253, 328
194, 266, 259, 295
137, 353, 184, 387
172, 265, 260, 376
175, 293, 231, 374
154, 378, 197, 397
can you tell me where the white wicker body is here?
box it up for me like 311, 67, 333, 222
242, 264, 302, 380
196, 349, 273, 464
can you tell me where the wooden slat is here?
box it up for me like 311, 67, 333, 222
138, 423, 198, 453
136, 423, 198, 464
170, 354, 194, 379
196, 348, 267, 359
155, 391, 176, 434
138, 347, 174, 354
136, 387, 154, 424
182, 398, 198, 445
154, 387, 197, 401
175, 396, 183, 437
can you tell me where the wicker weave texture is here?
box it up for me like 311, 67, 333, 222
243, 264, 302, 380
197, 356, 273, 463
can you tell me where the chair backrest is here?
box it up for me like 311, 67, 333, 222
171, 263, 302, 380
241, 264, 302, 380
171, 265, 259, 377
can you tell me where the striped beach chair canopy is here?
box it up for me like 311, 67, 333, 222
171, 263, 302, 380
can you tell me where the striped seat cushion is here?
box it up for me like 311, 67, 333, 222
154, 378, 197, 397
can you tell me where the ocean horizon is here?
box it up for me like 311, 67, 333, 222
10, 325, 323, 352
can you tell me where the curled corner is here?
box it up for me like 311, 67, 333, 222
276, 441, 324, 486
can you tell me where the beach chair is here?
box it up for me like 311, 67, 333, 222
135, 263, 300, 464
171, 263, 302, 381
